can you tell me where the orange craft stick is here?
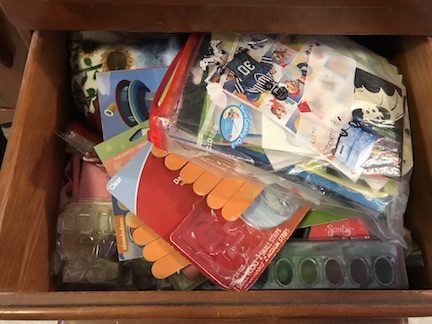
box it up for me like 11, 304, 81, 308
132, 224, 159, 246
164, 153, 189, 171
221, 182, 262, 221
151, 146, 169, 158
193, 171, 223, 196
143, 237, 174, 262
151, 251, 190, 279
124, 211, 144, 229
206, 178, 245, 210
179, 162, 206, 184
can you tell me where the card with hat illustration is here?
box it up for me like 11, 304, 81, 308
97, 67, 168, 140
96, 68, 173, 261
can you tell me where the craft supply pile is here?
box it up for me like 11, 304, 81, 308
53, 32, 422, 291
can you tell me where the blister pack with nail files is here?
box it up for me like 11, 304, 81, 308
170, 199, 308, 290
107, 141, 308, 290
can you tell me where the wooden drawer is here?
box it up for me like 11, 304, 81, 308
1, 0, 432, 35
1, 31, 432, 320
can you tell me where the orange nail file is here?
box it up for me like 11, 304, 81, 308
164, 153, 188, 171
151, 251, 190, 279
192, 171, 223, 196
221, 182, 262, 221
151, 146, 169, 158
206, 178, 245, 210
143, 237, 174, 262
124, 211, 144, 228
179, 162, 206, 184
132, 224, 159, 246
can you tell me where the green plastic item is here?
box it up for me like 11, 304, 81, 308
297, 210, 347, 228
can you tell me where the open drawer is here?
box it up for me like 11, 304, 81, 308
1, 0, 432, 35
1, 31, 432, 320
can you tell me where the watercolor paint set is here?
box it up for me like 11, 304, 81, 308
256, 239, 408, 289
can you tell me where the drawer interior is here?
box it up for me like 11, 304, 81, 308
0, 30, 432, 295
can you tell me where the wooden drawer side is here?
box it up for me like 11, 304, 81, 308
393, 37, 432, 288
0, 31, 70, 292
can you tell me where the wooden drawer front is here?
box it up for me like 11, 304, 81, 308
0, 290, 431, 320
1, 31, 432, 319
1, 0, 432, 35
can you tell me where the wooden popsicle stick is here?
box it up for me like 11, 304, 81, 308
193, 171, 223, 196
143, 237, 174, 262
179, 162, 205, 184
151, 251, 190, 279
206, 178, 245, 210
221, 182, 262, 221
124, 211, 144, 229
164, 153, 189, 171
151, 146, 169, 158
132, 224, 159, 246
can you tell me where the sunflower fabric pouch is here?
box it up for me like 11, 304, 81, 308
68, 32, 187, 134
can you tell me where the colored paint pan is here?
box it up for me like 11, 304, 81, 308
373, 256, 395, 286
300, 258, 319, 287
275, 259, 294, 286
349, 257, 370, 287
324, 258, 343, 286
